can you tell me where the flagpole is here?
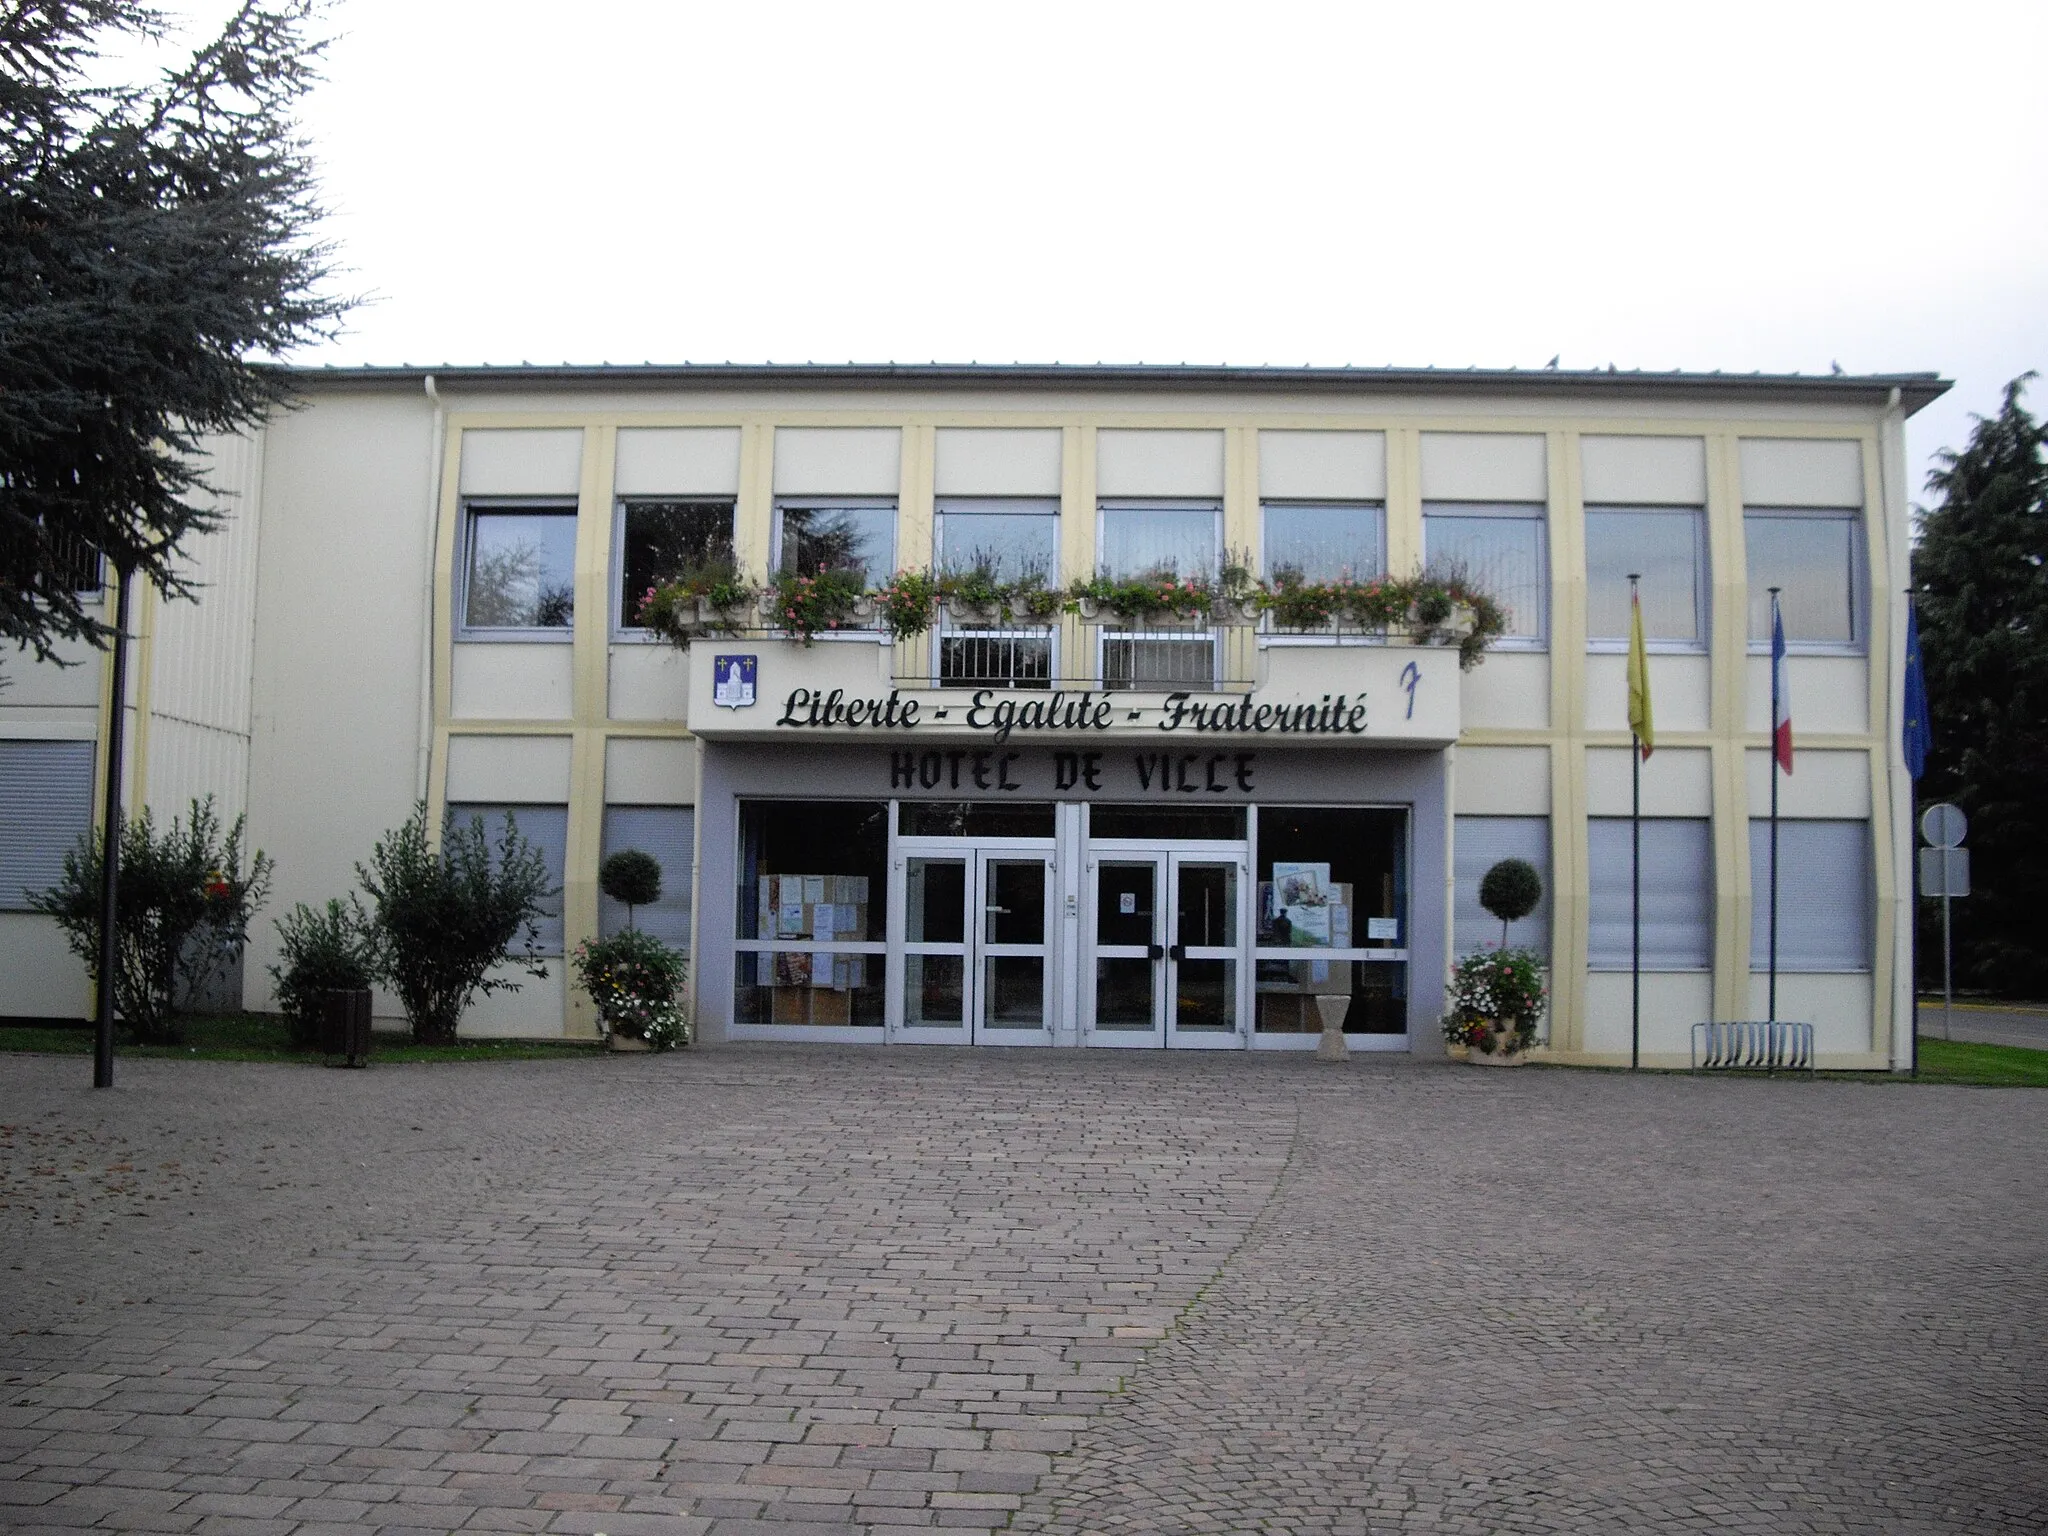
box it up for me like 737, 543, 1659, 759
1768, 586, 1781, 1025
1630, 573, 1642, 1072
1906, 590, 1918, 1079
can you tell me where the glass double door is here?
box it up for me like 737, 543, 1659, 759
898, 848, 1054, 1045
1085, 849, 1248, 1048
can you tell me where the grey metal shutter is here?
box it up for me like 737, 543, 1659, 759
0, 740, 95, 911
1453, 815, 1551, 958
444, 803, 569, 954
1748, 819, 1872, 971
1587, 818, 1713, 970
600, 806, 694, 952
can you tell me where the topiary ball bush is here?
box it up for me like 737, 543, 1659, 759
1479, 857, 1542, 927
600, 849, 662, 910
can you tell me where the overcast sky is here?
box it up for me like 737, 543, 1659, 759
146, 0, 2048, 504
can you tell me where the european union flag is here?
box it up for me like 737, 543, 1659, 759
1902, 601, 1931, 780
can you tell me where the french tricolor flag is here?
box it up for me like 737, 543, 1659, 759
1771, 603, 1794, 774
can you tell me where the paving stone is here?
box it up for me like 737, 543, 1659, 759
3, 1049, 2043, 1534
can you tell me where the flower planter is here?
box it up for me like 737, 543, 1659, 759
944, 596, 1006, 626
606, 1031, 653, 1053
1466, 1019, 1530, 1066
1405, 601, 1479, 646
694, 598, 754, 634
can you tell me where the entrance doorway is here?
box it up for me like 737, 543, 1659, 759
896, 847, 1056, 1044
1083, 847, 1249, 1048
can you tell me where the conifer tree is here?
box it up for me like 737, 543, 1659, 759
1, 1, 348, 674
1912, 374, 2048, 996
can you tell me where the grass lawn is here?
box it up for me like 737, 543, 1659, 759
1905, 1036, 2048, 1087
0, 1012, 603, 1064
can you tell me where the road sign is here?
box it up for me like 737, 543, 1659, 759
1919, 846, 1971, 898
1920, 803, 1967, 849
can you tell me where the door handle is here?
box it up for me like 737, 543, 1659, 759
1146, 943, 1165, 960
1168, 943, 1186, 962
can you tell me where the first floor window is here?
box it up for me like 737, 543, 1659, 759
1263, 501, 1384, 585
1097, 500, 1220, 580
1746, 508, 1862, 648
1453, 815, 1551, 958
1422, 503, 1547, 643
1748, 819, 1871, 971
443, 803, 568, 953
617, 500, 735, 629
600, 806, 694, 951
775, 500, 896, 584
0, 740, 95, 910
462, 503, 577, 631
1584, 505, 1706, 646
935, 497, 1058, 584
1587, 817, 1713, 970
734, 800, 888, 1027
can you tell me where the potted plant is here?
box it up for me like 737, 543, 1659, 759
270, 897, 379, 1053
577, 851, 689, 1051
1442, 947, 1547, 1064
765, 567, 870, 643
873, 567, 940, 640
637, 561, 761, 642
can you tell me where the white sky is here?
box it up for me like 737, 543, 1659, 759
144, 0, 2048, 506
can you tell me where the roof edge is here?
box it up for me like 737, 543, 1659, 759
279, 362, 1953, 415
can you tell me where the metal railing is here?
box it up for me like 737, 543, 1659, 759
896, 622, 1258, 693
1690, 1020, 1815, 1075
936, 626, 1054, 689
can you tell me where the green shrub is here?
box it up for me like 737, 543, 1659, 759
269, 899, 379, 1048
599, 849, 662, 923
31, 796, 272, 1045
356, 803, 552, 1046
1478, 857, 1543, 948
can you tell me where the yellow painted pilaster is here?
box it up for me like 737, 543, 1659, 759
1860, 428, 1897, 1055
734, 421, 774, 580
1223, 427, 1257, 567
1385, 428, 1421, 576
898, 422, 935, 573
1705, 432, 1750, 1022
1546, 431, 1588, 1052
1060, 426, 1095, 679
424, 416, 465, 848
562, 425, 617, 1039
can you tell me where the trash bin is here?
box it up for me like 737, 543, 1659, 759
320, 988, 372, 1068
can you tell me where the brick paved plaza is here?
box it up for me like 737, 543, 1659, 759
2, 1049, 2043, 1535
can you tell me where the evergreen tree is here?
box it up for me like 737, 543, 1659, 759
1, 1, 348, 673
1912, 374, 2048, 996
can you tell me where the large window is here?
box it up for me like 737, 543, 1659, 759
1262, 502, 1384, 584
1098, 501, 1221, 689
1253, 806, 1407, 1035
1748, 820, 1871, 971
936, 498, 1057, 688
1422, 503, 1547, 644
599, 806, 694, 951
616, 500, 735, 630
1584, 506, 1706, 646
775, 499, 896, 583
734, 800, 888, 1028
1746, 509, 1863, 648
1587, 817, 1712, 970
461, 503, 577, 633
443, 803, 568, 953
1453, 816, 1551, 959
0, 740, 95, 911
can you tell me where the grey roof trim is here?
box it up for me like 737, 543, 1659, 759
284, 361, 1952, 415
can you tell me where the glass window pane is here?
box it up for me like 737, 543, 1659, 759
1585, 508, 1701, 642
736, 800, 889, 941
1454, 815, 1551, 959
1748, 820, 1870, 970
936, 500, 1058, 582
1586, 818, 1712, 970
898, 801, 1057, 838
1091, 804, 1245, 840
734, 949, 883, 1027
465, 510, 576, 629
1747, 514, 1857, 644
905, 858, 966, 944
599, 806, 694, 950
1263, 503, 1383, 584
1422, 508, 1546, 640
1099, 504, 1218, 580
778, 504, 895, 582
444, 803, 568, 953
618, 501, 735, 625
1255, 807, 1406, 950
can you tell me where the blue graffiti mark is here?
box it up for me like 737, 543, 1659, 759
1400, 660, 1420, 719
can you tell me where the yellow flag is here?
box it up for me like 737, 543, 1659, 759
1627, 587, 1654, 759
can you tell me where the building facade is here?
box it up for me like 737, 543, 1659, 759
0, 365, 1946, 1066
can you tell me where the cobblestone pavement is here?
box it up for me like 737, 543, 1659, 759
2, 1050, 2043, 1535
